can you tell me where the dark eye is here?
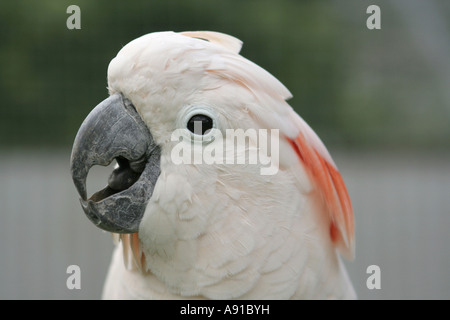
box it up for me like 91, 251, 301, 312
187, 114, 213, 135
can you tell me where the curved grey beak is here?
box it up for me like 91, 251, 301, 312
70, 93, 161, 233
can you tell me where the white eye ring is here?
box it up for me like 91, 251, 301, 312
178, 106, 218, 144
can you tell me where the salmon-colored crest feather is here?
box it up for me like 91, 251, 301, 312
180, 31, 243, 54
288, 134, 354, 259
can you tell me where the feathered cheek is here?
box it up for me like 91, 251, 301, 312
148, 172, 193, 214
141, 170, 211, 242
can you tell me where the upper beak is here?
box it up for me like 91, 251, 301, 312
70, 93, 161, 233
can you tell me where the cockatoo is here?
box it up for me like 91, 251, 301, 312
70, 31, 356, 299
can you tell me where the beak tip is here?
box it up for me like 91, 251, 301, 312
70, 159, 88, 201
73, 176, 87, 201
80, 198, 88, 210
80, 199, 104, 228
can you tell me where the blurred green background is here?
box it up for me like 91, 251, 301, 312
1, 0, 449, 149
0, 0, 449, 300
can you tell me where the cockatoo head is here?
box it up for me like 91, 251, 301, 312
70, 31, 298, 235
70, 31, 354, 298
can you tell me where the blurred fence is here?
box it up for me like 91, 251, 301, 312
0, 149, 448, 299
